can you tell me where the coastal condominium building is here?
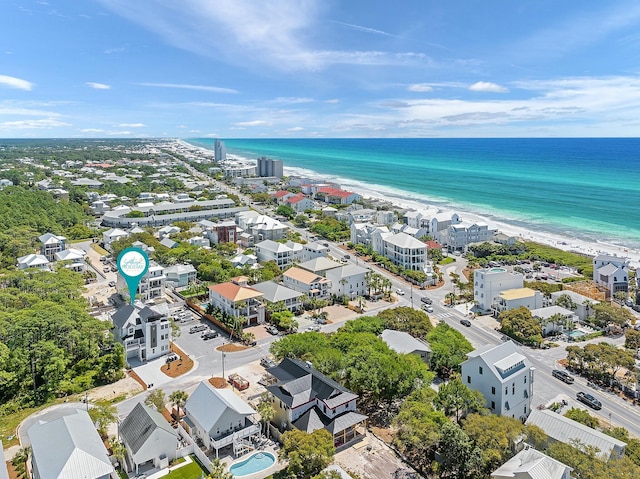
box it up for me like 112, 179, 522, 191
438, 220, 496, 251
474, 267, 524, 312
461, 341, 534, 421
257, 157, 284, 178
214, 139, 226, 162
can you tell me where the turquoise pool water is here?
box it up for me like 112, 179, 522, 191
567, 330, 586, 338
229, 451, 275, 477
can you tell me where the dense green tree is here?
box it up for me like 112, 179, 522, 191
499, 306, 543, 345
555, 293, 578, 310
377, 306, 433, 338
592, 302, 635, 328
436, 421, 483, 479
276, 204, 296, 219
433, 375, 486, 423
566, 342, 635, 385
279, 429, 335, 479
144, 388, 166, 413
89, 403, 117, 437
625, 329, 640, 351
564, 407, 599, 428
426, 323, 474, 378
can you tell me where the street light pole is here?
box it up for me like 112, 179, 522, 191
410, 283, 414, 309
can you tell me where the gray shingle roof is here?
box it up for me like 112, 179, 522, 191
119, 402, 176, 455
252, 281, 303, 303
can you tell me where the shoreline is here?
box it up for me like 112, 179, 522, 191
178, 139, 640, 268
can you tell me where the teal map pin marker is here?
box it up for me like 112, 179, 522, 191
117, 247, 149, 305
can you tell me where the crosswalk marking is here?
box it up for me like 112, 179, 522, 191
436, 312, 455, 318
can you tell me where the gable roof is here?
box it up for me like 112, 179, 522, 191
119, 403, 176, 454
381, 329, 431, 355
525, 409, 626, 460
283, 267, 328, 285
28, 410, 114, 479
297, 257, 342, 274
464, 341, 531, 383
252, 281, 303, 303
492, 447, 572, 479
597, 263, 621, 276
185, 382, 256, 433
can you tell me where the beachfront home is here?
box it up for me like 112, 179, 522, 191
381, 329, 431, 364
28, 410, 116, 479
461, 341, 534, 420
119, 402, 178, 475
111, 301, 171, 363
38, 232, 66, 261
493, 288, 544, 316
593, 253, 629, 297
253, 281, 304, 314
378, 232, 427, 272
325, 264, 369, 299
208, 276, 265, 325
283, 267, 332, 299
315, 186, 362, 205
438, 221, 497, 252
474, 267, 524, 312
265, 358, 368, 449
491, 448, 572, 479
182, 381, 259, 458
526, 409, 626, 461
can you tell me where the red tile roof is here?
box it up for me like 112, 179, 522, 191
316, 187, 354, 198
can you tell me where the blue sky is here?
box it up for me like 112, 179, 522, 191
2, 0, 640, 138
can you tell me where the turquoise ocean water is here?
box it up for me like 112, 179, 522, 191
187, 138, 640, 250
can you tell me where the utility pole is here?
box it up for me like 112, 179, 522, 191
410, 282, 414, 309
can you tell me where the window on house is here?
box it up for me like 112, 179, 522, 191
491, 401, 495, 409
479, 366, 483, 374
505, 386, 508, 395
524, 406, 527, 414
524, 376, 527, 384
491, 387, 496, 395
512, 383, 515, 394
467, 376, 471, 384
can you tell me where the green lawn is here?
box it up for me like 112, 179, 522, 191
164, 456, 210, 479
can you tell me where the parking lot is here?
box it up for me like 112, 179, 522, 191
174, 312, 228, 361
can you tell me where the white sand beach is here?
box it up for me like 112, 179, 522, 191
177, 139, 640, 269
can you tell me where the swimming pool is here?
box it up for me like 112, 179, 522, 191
229, 451, 276, 477
567, 330, 586, 339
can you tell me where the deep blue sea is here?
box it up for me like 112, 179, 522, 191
187, 138, 640, 250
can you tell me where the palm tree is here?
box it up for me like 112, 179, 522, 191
257, 394, 275, 438
11, 446, 31, 479
169, 390, 189, 424
207, 458, 233, 479
110, 439, 127, 470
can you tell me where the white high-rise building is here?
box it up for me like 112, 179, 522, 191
214, 139, 226, 162
257, 157, 283, 178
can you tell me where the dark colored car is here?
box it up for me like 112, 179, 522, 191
460, 319, 472, 327
201, 331, 219, 340
577, 391, 602, 410
421, 296, 433, 305
552, 369, 575, 384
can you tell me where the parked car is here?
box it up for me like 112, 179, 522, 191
201, 331, 218, 340
307, 325, 321, 332
552, 369, 575, 384
260, 357, 276, 368
165, 353, 179, 364
108, 281, 116, 287
396, 289, 405, 296
103, 267, 110, 273
266, 325, 279, 335
460, 319, 472, 327
576, 391, 602, 410
189, 324, 208, 334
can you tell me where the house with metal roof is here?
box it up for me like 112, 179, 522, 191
530, 305, 578, 336
525, 409, 626, 461
0, 441, 9, 479
165, 264, 197, 288
16, 253, 50, 271
297, 257, 342, 276
461, 341, 534, 420
255, 239, 299, 268
28, 410, 116, 479
38, 232, 67, 261
282, 267, 332, 300
182, 381, 259, 458
593, 254, 630, 297
253, 281, 304, 314
325, 264, 369, 300
380, 329, 431, 364
208, 276, 265, 325
265, 358, 367, 449
119, 402, 177, 475
491, 447, 572, 479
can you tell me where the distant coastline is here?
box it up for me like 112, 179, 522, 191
183, 138, 640, 267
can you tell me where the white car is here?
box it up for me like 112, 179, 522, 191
396, 289, 405, 295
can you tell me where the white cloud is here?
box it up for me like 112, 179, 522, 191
0, 75, 34, 91
285, 126, 304, 132
118, 123, 145, 127
469, 81, 508, 93
107, 130, 133, 135
137, 82, 238, 94
80, 128, 105, 133
407, 83, 433, 92
270, 97, 314, 104
0, 118, 70, 130
234, 120, 271, 127
86, 82, 111, 90
332, 21, 395, 37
